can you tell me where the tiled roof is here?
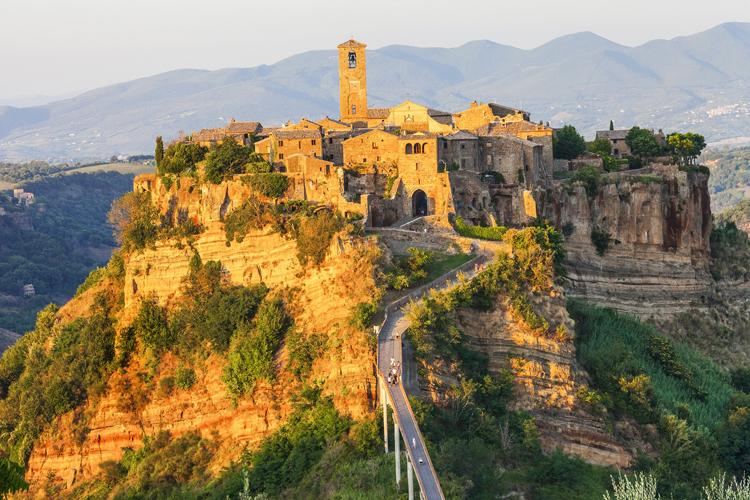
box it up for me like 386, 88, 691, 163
367, 108, 390, 119
226, 121, 262, 134
488, 103, 526, 117
596, 129, 630, 140
274, 129, 322, 139
397, 131, 437, 140
338, 39, 366, 49
475, 121, 551, 136
256, 127, 279, 138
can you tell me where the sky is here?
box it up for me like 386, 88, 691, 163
1, 0, 748, 105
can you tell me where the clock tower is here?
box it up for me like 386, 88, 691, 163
338, 39, 368, 123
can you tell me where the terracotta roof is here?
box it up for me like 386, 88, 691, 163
226, 121, 262, 134
475, 121, 551, 136
192, 128, 225, 141
367, 108, 390, 119
274, 129, 322, 139
338, 39, 366, 49
596, 129, 630, 140
256, 127, 279, 138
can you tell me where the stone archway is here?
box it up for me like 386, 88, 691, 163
412, 189, 428, 217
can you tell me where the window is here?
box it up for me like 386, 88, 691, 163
351, 104, 356, 115
486, 154, 492, 166
363, 158, 367, 163
415, 162, 420, 170
443, 141, 447, 149
461, 159, 466, 169
377, 156, 381, 161
414, 143, 422, 154
422, 143, 428, 154
313, 152, 317, 157
328, 138, 333, 144
348, 51, 357, 68
460, 143, 465, 150
278, 140, 284, 146
279, 153, 284, 160
311, 139, 317, 145
372, 142, 377, 149
405, 143, 413, 154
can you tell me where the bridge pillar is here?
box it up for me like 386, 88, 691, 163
381, 378, 388, 453
394, 419, 401, 485
407, 455, 414, 500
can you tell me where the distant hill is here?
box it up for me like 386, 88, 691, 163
2, 22, 750, 161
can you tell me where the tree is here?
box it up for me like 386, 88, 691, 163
204, 137, 253, 183
108, 191, 159, 251
667, 132, 707, 166
587, 137, 612, 157
158, 142, 207, 176
609, 120, 615, 131
553, 125, 586, 160
155, 136, 164, 168
625, 127, 661, 158
0, 457, 28, 495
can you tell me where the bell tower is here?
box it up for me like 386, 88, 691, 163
338, 39, 368, 123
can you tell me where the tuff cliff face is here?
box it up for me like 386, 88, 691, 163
543, 165, 713, 317
24, 176, 380, 489
417, 288, 632, 468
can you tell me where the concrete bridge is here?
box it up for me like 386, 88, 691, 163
376, 252, 488, 500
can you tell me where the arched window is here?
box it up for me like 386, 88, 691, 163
405, 143, 413, 155
414, 143, 422, 154
422, 143, 428, 154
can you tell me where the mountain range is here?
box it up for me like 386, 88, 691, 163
2, 22, 750, 162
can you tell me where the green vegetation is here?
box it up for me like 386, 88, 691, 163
626, 126, 662, 158
157, 141, 207, 176
668, 132, 707, 166
385, 247, 432, 290
591, 226, 613, 256
569, 301, 750, 498
349, 301, 377, 332
0, 456, 28, 495
0, 160, 75, 184
710, 220, 750, 281
553, 124, 587, 160
154, 136, 164, 168
241, 172, 289, 198
706, 146, 750, 211
224, 197, 349, 266
588, 137, 612, 157
454, 216, 507, 240
570, 165, 602, 198
223, 298, 291, 398
0, 172, 133, 333
0, 290, 119, 465
108, 191, 159, 251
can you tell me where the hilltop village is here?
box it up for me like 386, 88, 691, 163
182, 39, 555, 228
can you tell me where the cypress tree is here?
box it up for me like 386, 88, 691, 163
155, 136, 164, 168
609, 120, 614, 131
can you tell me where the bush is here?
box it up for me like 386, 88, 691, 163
175, 367, 196, 390
287, 331, 326, 380
158, 142, 208, 176
591, 226, 613, 256
204, 138, 254, 183
570, 165, 601, 198
710, 220, 750, 281
290, 210, 344, 266
108, 191, 159, 252
132, 298, 173, 353
223, 298, 290, 398
385, 247, 433, 290
454, 216, 507, 241
241, 173, 289, 198
350, 302, 377, 331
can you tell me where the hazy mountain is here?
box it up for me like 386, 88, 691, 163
2, 22, 750, 162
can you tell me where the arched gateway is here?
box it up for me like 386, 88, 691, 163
412, 190, 428, 217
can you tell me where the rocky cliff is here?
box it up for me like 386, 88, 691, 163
543, 165, 713, 317
23, 175, 380, 490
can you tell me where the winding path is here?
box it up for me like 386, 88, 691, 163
376, 252, 488, 500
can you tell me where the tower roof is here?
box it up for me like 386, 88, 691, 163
338, 39, 366, 49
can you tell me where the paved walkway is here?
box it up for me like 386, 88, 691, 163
377, 253, 489, 500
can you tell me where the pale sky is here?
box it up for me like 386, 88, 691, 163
1, 0, 748, 104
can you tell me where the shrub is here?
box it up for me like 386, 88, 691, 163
158, 142, 208, 176
385, 247, 433, 290
108, 191, 160, 252
703, 473, 750, 500
175, 367, 196, 390
242, 173, 289, 198
730, 367, 750, 393
454, 216, 507, 241
204, 138, 254, 183
350, 302, 377, 331
570, 165, 601, 198
626, 127, 662, 158
710, 220, 750, 281
132, 298, 173, 353
290, 210, 344, 266
223, 298, 290, 398
158, 376, 175, 397
0, 457, 28, 495
604, 472, 660, 500
76, 267, 107, 296
287, 331, 326, 380
591, 226, 612, 256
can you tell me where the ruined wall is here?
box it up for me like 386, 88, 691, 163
542, 165, 713, 316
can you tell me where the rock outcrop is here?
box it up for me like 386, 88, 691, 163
454, 292, 632, 468
543, 165, 713, 317
24, 176, 380, 490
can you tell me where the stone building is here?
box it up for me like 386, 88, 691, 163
342, 129, 400, 169
438, 131, 479, 172
254, 129, 323, 166
595, 129, 632, 158
192, 119, 262, 147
